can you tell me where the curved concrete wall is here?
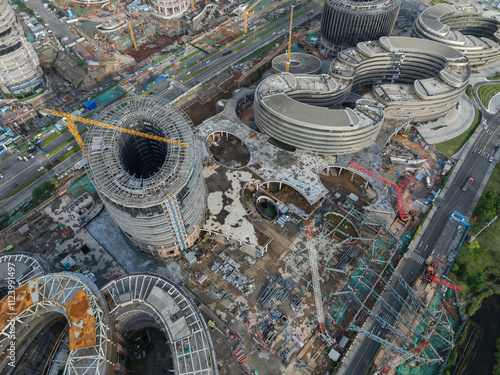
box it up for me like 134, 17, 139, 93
254, 37, 469, 155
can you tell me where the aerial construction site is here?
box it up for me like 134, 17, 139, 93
0, 0, 481, 373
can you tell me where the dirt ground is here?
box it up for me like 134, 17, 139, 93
320, 172, 378, 207
207, 134, 250, 169
262, 184, 319, 214
125, 37, 174, 61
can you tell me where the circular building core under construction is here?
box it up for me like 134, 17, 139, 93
85, 96, 206, 258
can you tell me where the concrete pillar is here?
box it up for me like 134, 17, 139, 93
279, 182, 282, 190
351, 172, 355, 181
364, 181, 368, 188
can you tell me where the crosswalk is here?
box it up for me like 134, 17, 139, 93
406, 250, 425, 264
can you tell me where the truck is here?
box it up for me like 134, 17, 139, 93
462, 176, 474, 192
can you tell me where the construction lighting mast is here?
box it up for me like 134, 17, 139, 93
285, 5, 294, 73
348, 162, 416, 220
305, 219, 326, 333
40, 109, 189, 158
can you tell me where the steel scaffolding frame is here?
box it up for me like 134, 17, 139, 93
0, 273, 114, 375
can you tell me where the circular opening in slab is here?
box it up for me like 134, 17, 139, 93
323, 212, 359, 242
207, 131, 250, 168
118, 120, 169, 179
256, 196, 279, 220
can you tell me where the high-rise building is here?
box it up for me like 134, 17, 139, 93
320, 0, 402, 56
0, 0, 45, 99
85, 96, 207, 258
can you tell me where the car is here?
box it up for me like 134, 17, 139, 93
206, 60, 211, 64
186, 71, 191, 75
67, 146, 74, 151
37, 166, 44, 171
489, 156, 494, 162
0, 174, 3, 179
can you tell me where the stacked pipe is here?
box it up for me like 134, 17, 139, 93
258, 276, 293, 307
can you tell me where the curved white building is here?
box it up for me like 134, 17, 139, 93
412, 3, 500, 66
85, 96, 206, 258
255, 37, 470, 155
150, 0, 190, 19
0, 0, 45, 99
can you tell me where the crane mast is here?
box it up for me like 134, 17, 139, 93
285, 6, 294, 73
305, 219, 325, 333
243, 0, 262, 33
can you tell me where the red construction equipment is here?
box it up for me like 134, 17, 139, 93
348, 162, 416, 220
378, 340, 430, 375
428, 275, 462, 292
427, 260, 462, 292
305, 219, 326, 333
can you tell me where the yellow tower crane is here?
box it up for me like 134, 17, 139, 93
40, 109, 190, 158
103, 12, 139, 50
285, 5, 294, 73
243, 0, 262, 34
128, 20, 137, 50
191, 0, 195, 10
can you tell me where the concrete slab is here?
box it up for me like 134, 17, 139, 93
198, 94, 336, 205
417, 96, 475, 144
85, 208, 187, 284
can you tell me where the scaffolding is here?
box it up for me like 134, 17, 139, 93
84, 96, 206, 256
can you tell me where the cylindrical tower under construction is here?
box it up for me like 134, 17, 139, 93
85, 96, 206, 258
320, 0, 401, 56
0, 0, 45, 99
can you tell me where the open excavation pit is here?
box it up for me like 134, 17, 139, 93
85, 96, 206, 258
256, 195, 279, 220
206, 131, 250, 168
320, 166, 378, 206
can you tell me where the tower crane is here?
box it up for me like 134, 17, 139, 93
348, 162, 416, 220
305, 219, 326, 333
40, 109, 189, 158
285, 6, 294, 73
374, 340, 430, 375
243, 0, 262, 34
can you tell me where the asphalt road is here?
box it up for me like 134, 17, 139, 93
152, 2, 324, 101
0, 123, 87, 213
25, 0, 78, 45
344, 86, 500, 374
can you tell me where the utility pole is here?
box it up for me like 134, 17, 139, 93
470, 215, 498, 242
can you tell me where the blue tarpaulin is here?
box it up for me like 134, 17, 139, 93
83, 99, 97, 111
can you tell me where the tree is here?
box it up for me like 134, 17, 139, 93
477, 190, 498, 219
32, 181, 55, 200
469, 272, 486, 292
451, 263, 459, 272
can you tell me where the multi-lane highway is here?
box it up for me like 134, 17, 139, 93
343, 85, 500, 374
151, 2, 324, 102
0, 122, 87, 213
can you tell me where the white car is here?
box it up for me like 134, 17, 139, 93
67, 146, 74, 151
37, 166, 44, 172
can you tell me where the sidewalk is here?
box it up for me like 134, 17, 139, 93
417, 96, 475, 144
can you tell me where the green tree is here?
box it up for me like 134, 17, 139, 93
469, 272, 487, 292
451, 263, 459, 272
477, 190, 498, 219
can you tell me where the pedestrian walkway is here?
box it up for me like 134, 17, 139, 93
417, 96, 475, 144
